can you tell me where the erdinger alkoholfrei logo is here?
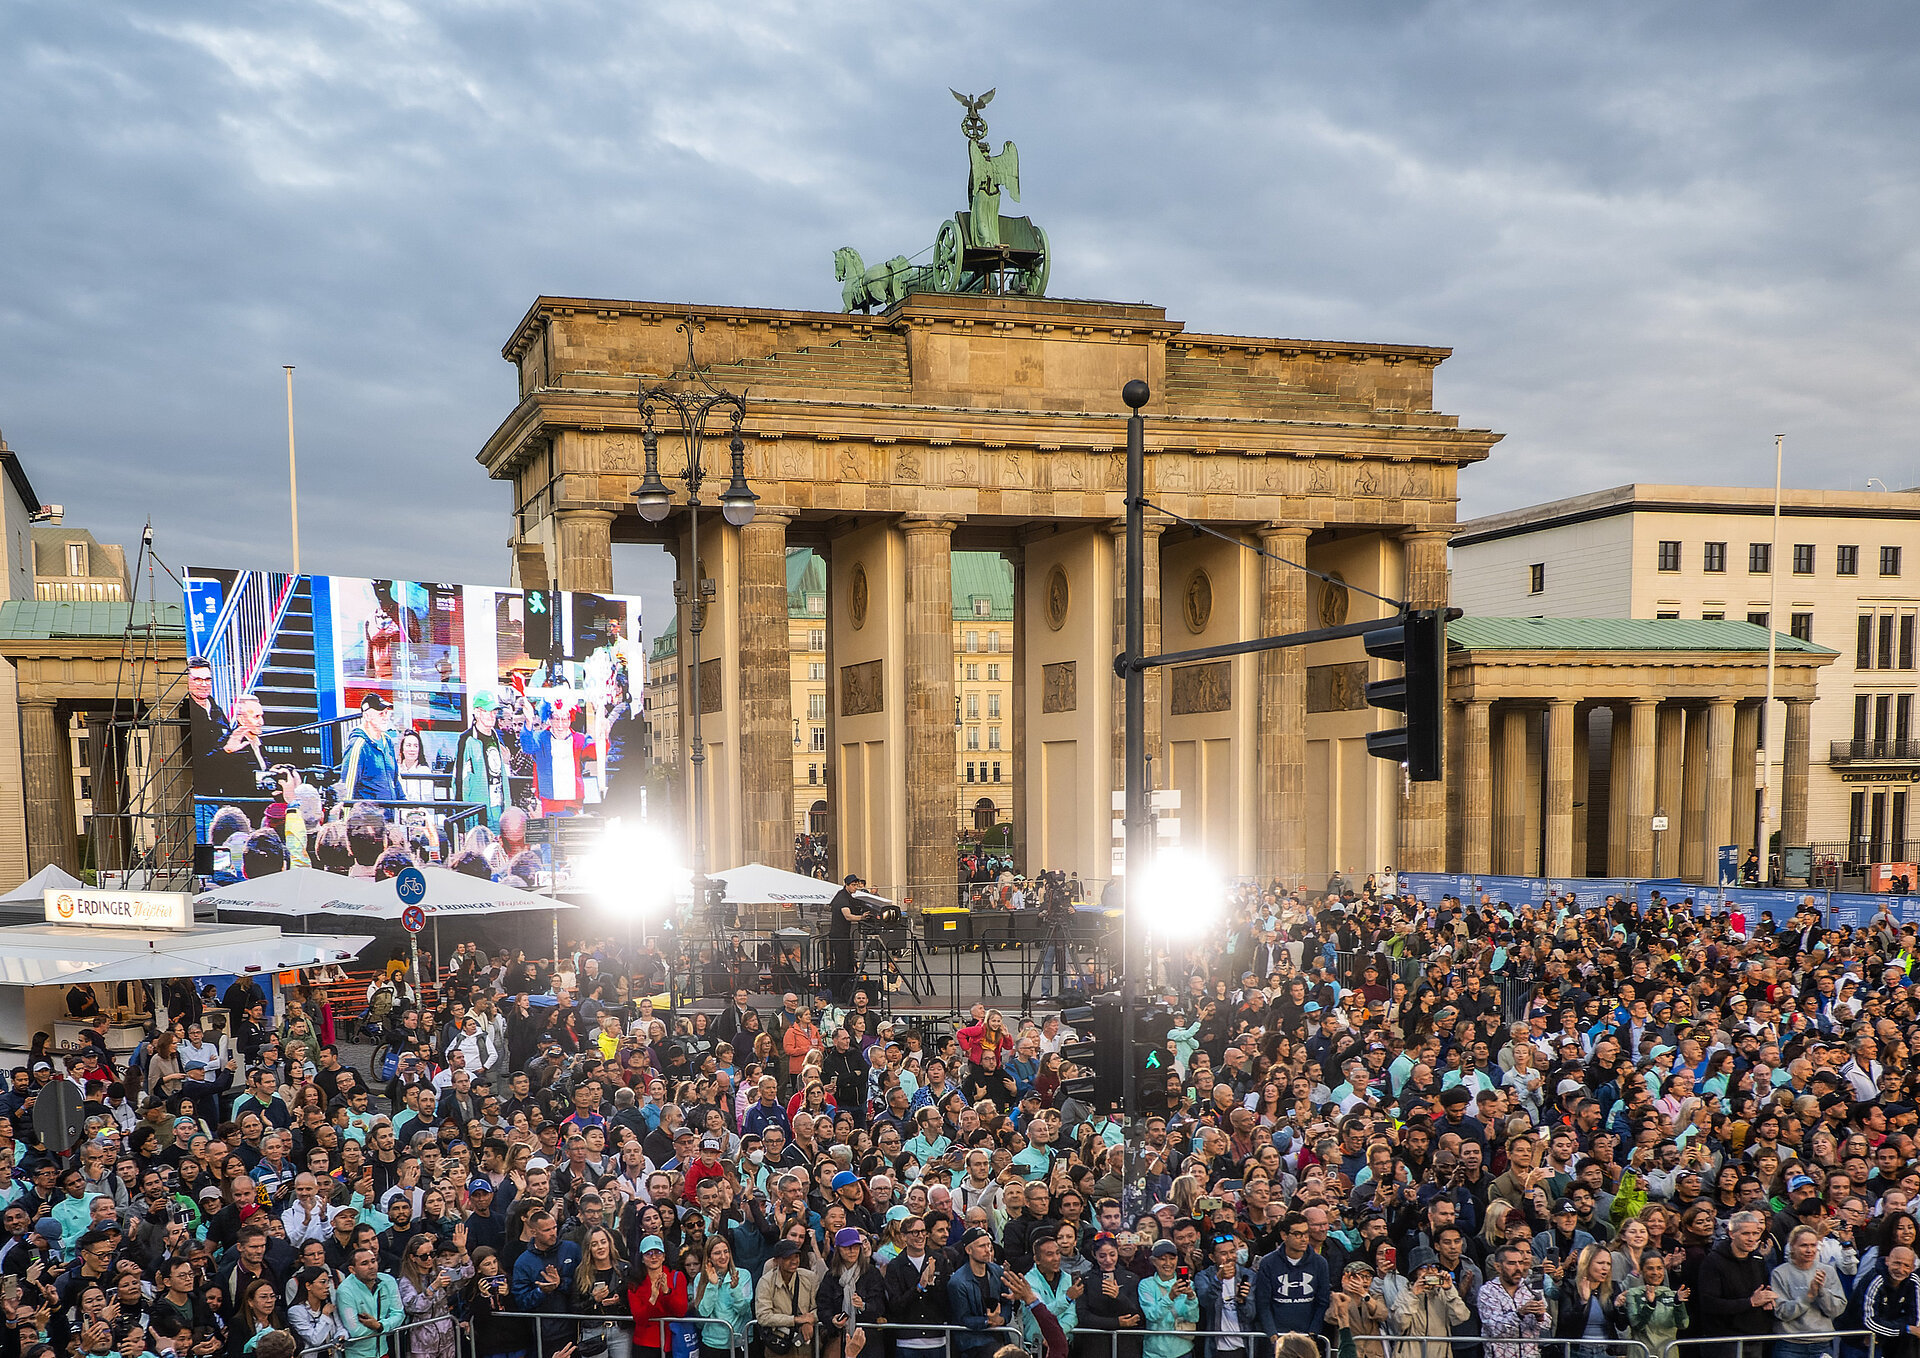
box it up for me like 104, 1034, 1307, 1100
54, 894, 75, 919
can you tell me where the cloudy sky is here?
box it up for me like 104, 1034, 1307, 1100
4, 1, 1918, 636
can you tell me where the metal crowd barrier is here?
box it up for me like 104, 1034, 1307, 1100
294, 1310, 455, 1358
811, 1320, 1025, 1358
1096, 1326, 1272, 1358
1658, 1332, 1879, 1358
500, 1309, 745, 1358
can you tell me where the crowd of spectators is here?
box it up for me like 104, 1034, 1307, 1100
4, 875, 1920, 1358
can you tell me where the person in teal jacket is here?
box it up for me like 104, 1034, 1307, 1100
691, 1237, 756, 1355
1137, 1242, 1202, 1358
1022, 1234, 1081, 1347
1167, 1015, 1201, 1079
49, 1169, 98, 1250
336, 1245, 405, 1358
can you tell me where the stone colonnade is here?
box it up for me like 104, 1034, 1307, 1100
1450, 694, 1814, 882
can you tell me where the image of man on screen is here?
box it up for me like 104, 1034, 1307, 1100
186, 655, 227, 760
205, 693, 270, 798
520, 698, 597, 815
340, 693, 401, 802
453, 691, 509, 831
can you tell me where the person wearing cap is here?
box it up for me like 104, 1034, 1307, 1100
340, 692, 401, 803
1135, 1238, 1199, 1357
756, 1239, 820, 1354
947, 1225, 1007, 1358
818, 1227, 886, 1356
464, 1177, 506, 1255
453, 690, 510, 830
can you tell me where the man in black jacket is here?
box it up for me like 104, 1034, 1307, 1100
1695, 1212, 1778, 1358
886, 1213, 954, 1358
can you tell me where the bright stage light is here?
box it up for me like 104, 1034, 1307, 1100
576, 819, 684, 909
1131, 847, 1225, 940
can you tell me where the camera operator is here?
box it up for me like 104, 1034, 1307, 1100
1035, 873, 1077, 1001
826, 875, 873, 998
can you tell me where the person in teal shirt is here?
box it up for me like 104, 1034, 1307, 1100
903, 1108, 953, 1166
336, 1246, 404, 1358
49, 1169, 98, 1250
1022, 1234, 1079, 1346
1137, 1241, 1201, 1358
691, 1235, 756, 1351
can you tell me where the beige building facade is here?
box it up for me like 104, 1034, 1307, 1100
1453, 484, 1920, 866
479, 291, 1497, 900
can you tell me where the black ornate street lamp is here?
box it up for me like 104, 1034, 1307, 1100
633, 317, 757, 1027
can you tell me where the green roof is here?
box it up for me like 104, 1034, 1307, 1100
649, 613, 677, 660
1448, 617, 1837, 654
0, 599, 183, 641
783, 548, 1014, 621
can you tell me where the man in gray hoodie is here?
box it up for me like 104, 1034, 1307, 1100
1771, 1225, 1849, 1358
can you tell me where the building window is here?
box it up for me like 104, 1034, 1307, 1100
1749, 543, 1770, 573
992, 762, 1002, 782
986, 664, 1000, 681
1850, 790, 1867, 855
1901, 694, 1914, 743
1656, 610, 1680, 620
1859, 615, 1875, 669
965, 727, 979, 751
66, 542, 87, 576
1790, 612, 1814, 642
965, 693, 979, 720
987, 631, 1001, 653
965, 664, 978, 681
973, 597, 991, 618
1747, 611, 1770, 630
1703, 542, 1726, 573
1897, 790, 1910, 862
965, 763, 975, 784
1855, 694, 1871, 742
1904, 614, 1917, 670
808, 629, 825, 651
808, 765, 818, 786
1657, 541, 1681, 572
987, 727, 1002, 750
806, 593, 826, 615
808, 662, 825, 681
1528, 563, 1545, 594
1880, 614, 1896, 670
1793, 544, 1815, 574
1884, 546, 1904, 576
987, 693, 1001, 719
965, 631, 978, 653
808, 693, 827, 720
810, 727, 825, 752
1702, 611, 1724, 621
1837, 544, 1859, 575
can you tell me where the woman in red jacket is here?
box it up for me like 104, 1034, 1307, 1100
627, 1235, 689, 1358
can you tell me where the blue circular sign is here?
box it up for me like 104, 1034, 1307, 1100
395, 866, 427, 906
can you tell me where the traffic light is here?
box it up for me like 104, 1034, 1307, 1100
1364, 607, 1450, 783
1057, 994, 1124, 1111
1130, 1000, 1174, 1117
523, 589, 554, 660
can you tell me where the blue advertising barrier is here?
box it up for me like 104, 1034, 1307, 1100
1398, 873, 1917, 932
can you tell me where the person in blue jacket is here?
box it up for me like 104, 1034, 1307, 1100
948, 1225, 1009, 1358
1252, 1214, 1330, 1344
511, 1208, 582, 1357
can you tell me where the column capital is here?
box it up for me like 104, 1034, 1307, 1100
1398, 525, 1456, 543
1627, 695, 1660, 709
1107, 519, 1168, 541
1260, 519, 1322, 535
742, 508, 795, 528
900, 515, 960, 536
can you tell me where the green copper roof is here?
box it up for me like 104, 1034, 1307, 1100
1448, 617, 1837, 654
784, 548, 1013, 621
649, 613, 677, 660
0, 599, 183, 641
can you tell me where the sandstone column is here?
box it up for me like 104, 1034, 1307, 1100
1109, 523, 1166, 804
1544, 699, 1575, 877
1257, 523, 1314, 883
1654, 703, 1686, 878
1703, 697, 1736, 884
1608, 705, 1632, 877
1462, 700, 1493, 874
1008, 545, 1028, 873
1732, 701, 1760, 860
1572, 707, 1590, 875
1782, 698, 1812, 849
554, 508, 617, 592
21, 701, 78, 875
1626, 698, 1658, 879
1497, 704, 1529, 875
1680, 705, 1709, 882
904, 518, 959, 909
1396, 529, 1452, 872
736, 511, 793, 869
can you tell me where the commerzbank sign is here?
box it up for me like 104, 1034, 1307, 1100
43, 889, 191, 931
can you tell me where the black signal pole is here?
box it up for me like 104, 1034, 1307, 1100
1120, 378, 1150, 1150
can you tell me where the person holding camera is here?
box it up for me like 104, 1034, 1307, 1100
1390, 1247, 1471, 1354
756, 1239, 819, 1358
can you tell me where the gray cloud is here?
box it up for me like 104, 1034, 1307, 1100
3, 1, 1918, 637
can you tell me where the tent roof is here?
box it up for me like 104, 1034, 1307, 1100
203, 865, 572, 920
0, 921, 372, 985
0, 865, 85, 904
711, 862, 838, 906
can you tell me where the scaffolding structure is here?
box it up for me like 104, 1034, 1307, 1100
83, 528, 194, 892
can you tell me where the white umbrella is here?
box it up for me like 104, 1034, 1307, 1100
344, 866, 577, 919
709, 863, 841, 907
0, 865, 85, 905
194, 868, 379, 917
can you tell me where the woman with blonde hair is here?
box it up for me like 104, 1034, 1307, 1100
691, 1235, 753, 1358
1552, 1243, 1625, 1358
575, 1224, 635, 1358
397, 1231, 474, 1358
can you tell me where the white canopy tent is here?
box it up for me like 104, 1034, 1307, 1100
0, 922, 374, 986
709, 863, 841, 907
195, 867, 574, 921
194, 867, 376, 918
0, 865, 85, 905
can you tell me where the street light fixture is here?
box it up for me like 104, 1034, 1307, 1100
634, 316, 757, 1031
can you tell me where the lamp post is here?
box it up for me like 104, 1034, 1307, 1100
632, 317, 758, 1032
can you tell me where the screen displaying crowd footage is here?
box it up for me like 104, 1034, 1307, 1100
183, 568, 644, 887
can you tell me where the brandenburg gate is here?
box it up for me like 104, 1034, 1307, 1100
475, 100, 1501, 902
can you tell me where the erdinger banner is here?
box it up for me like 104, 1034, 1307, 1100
44, 889, 190, 930
183, 568, 643, 891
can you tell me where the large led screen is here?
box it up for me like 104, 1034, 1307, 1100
183, 568, 644, 887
